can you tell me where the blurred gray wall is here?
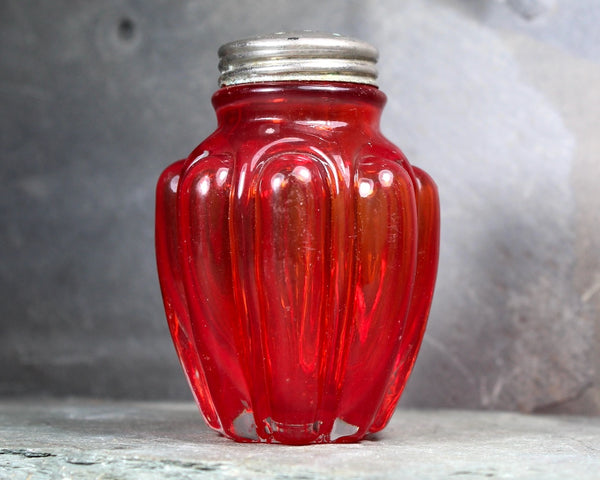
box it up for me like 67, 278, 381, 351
1, 0, 599, 414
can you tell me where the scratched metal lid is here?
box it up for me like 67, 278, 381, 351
217, 31, 379, 87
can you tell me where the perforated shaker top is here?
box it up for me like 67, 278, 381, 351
217, 31, 379, 87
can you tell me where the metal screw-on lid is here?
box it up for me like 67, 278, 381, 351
217, 32, 379, 87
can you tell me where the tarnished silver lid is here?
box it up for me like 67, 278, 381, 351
218, 32, 379, 87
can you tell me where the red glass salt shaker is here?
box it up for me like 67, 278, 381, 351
155, 32, 439, 444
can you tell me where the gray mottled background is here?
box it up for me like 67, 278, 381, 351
1, 0, 598, 414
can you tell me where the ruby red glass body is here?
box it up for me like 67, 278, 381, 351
155, 81, 439, 444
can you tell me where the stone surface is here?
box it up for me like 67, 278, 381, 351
1, 399, 599, 479
1, 0, 599, 413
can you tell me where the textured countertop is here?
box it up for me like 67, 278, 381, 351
0, 399, 599, 479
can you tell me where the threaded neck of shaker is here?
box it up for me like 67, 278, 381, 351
217, 32, 379, 88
